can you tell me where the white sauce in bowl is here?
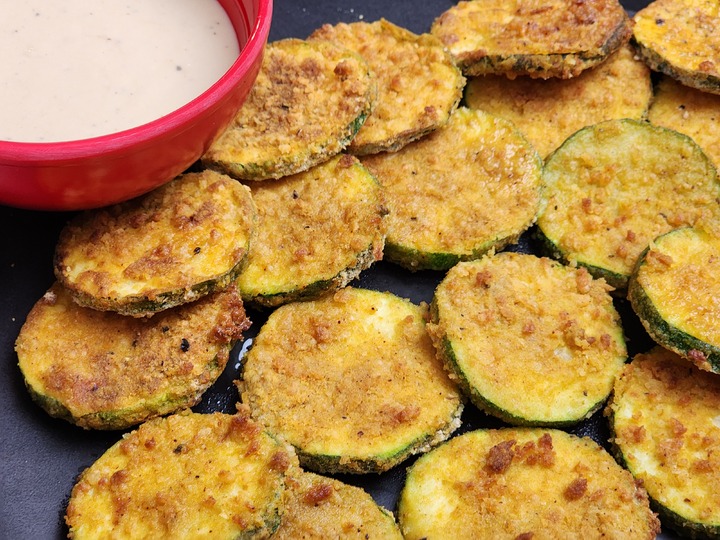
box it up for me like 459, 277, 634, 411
0, 1, 240, 142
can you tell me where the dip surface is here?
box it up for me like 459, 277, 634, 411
1, 1, 240, 142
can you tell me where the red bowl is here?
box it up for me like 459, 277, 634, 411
0, 0, 272, 211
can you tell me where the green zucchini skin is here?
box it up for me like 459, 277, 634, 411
532, 226, 628, 292
606, 347, 720, 538
294, 404, 463, 475
628, 229, 720, 374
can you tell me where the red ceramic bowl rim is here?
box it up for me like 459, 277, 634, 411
0, 0, 272, 164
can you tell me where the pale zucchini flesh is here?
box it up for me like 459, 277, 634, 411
607, 347, 720, 538
537, 118, 720, 290
309, 19, 465, 155
628, 226, 720, 374
54, 170, 256, 317
272, 470, 402, 539
238, 287, 463, 474
65, 410, 295, 539
235, 154, 387, 308
398, 427, 660, 540
427, 252, 627, 426
361, 107, 542, 271
202, 38, 377, 181
15, 283, 250, 430
464, 44, 652, 158
648, 75, 720, 172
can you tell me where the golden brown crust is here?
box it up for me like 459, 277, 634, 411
633, 0, 720, 94
65, 409, 295, 539
361, 107, 542, 270
607, 347, 720, 535
273, 470, 403, 539
431, 0, 632, 79
202, 38, 377, 180
309, 19, 465, 155
238, 287, 463, 474
54, 170, 256, 317
427, 252, 626, 426
648, 75, 720, 171
15, 283, 250, 430
538, 118, 720, 289
236, 154, 387, 307
465, 44, 652, 158
398, 428, 660, 539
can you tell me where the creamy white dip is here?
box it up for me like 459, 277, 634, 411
0, 1, 240, 142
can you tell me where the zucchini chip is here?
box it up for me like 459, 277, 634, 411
273, 470, 402, 539
54, 170, 256, 317
607, 347, 720, 538
398, 428, 660, 540
238, 287, 464, 474
648, 75, 720, 171
537, 118, 720, 290
202, 38, 376, 181
236, 154, 387, 308
465, 44, 652, 158
65, 409, 295, 539
361, 107, 542, 271
628, 226, 720, 373
430, 0, 632, 79
633, 0, 720, 95
15, 283, 250, 430
309, 19, 464, 155
427, 252, 626, 426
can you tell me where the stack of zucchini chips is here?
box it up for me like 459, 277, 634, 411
12, 0, 720, 536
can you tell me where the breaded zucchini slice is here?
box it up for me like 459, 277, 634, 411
65, 409, 295, 539
648, 75, 720, 171
361, 107, 542, 271
238, 287, 464, 474
273, 470, 402, 539
607, 346, 720, 538
628, 226, 720, 374
398, 427, 660, 540
54, 170, 256, 317
236, 154, 387, 308
633, 0, 720, 95
309, 19, 464, 155
537, 118, 720, 290
427, 252, 626, 426
202, 38, 376, 181
15, 283, 250, 430
465, 44, 652, 158
430, 0, 632, 79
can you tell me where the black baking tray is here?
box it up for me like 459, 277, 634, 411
0, 1, 677, 538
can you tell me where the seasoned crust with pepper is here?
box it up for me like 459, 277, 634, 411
430, 0, 632, 79
238, 287, 463, 474
628, 226, 720, 374
309, 19, 464, 155
202, 38, 376, 181
427, 252, 627, 426
236, 154, 387, 308
54, 170, 256, 317
633, 0, 720, 95
65, 409, 296, 539
273, 470, 403, 539
648, 75, 720, 171
537, 118, 720, 290
361, 107, 542, 271
607, 347, 720, 538
464, 44, 652, 158
15, 283, 250, 430
398, 428, 660, 540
